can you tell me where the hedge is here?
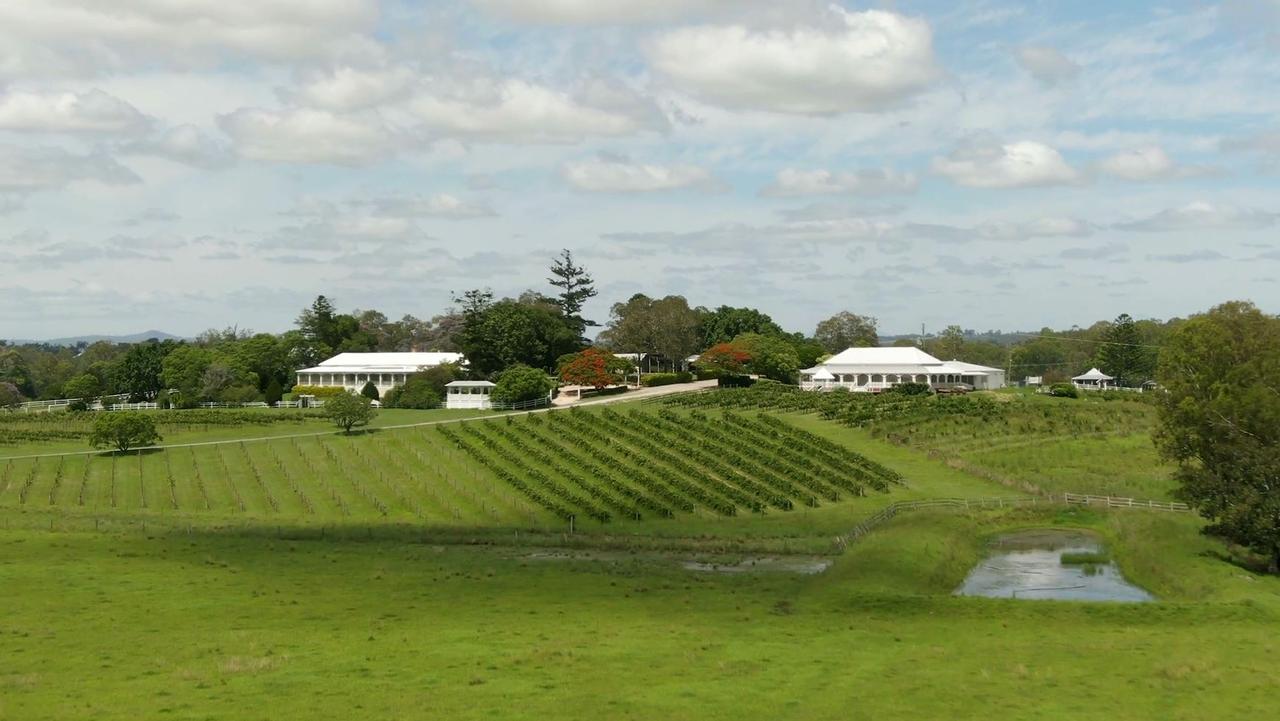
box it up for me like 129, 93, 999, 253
641, 372, 694, 387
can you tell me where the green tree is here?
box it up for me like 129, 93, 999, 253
1096, 313, 1155, 387
491, 365, 555, 405
323, 391, 376, 434
114, 341, 174, 401
1155, 301, 1280, 572
700, 306, 785, 348
89, 412, 162, 453
0, 349, 36, 397
547, 249, 598, 341
263, 377, 284, 406
813, 311, 879, 353
1009, 336, 1067, 382
597, 294, 702, 366
62, 373, 101, 401
929, 325, 967, 360
161, 345, 214, 399
734, 333, 801, 383
360, 380, 380, 401
455, 297, 579, 376
386, 374, 443, 409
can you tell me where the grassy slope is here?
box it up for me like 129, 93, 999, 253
2, 514, 1277, 721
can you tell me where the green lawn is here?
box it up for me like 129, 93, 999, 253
2, 504, 1276, 721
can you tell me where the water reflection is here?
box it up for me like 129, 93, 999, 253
955, 529, 1154, 602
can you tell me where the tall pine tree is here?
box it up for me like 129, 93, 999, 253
548, 249, 598, 342
1095, 313, 1155, 386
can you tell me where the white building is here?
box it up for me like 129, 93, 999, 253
1071, 367, 1116, 391
444, 380, 495, 409
295, 352, 464, 396
799, 347, 1006, 392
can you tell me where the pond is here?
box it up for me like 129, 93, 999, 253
955, 529, 1154, 602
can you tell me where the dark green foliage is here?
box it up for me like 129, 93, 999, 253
640, 372, 694, 387
89, 412, 162, 452
596, 294, 701, 363
264, 378, 284, 406
700, 306, 785, 348
733, 333, 800, 383
885, 382, 932, 396
491, 365, 555, 405
455, 294, 581, 376
1096, 313, 1156, 387
61, 373, 101, 402
114, 340, 175, 401
1049, 383, 1080, 398
386, 373, 442, 409
360, 381, 380, 401
322, 391, 376, 433
1155, 301, 1280, 573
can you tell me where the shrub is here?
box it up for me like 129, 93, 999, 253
717, 374, 755, 388
68, 399, 90, 412
695, 369, 723, 381
290, 385, 351, 398
263, 378, 284, 406
386, 375, 441, 409
640, 372, 694, 387
491, 365, 555, 405
360, 380, 380, 401
0, 381, 23, 409
89, 412, 162, 452
886, 382, 933, 396
322, 391, 376, 433
1049, 383, 1079, 398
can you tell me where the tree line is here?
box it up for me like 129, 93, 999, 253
0, 248, 1202, 406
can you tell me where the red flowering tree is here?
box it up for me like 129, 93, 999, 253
558, 347, 630, 389
697, 342, 752, 375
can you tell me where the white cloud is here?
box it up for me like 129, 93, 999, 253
977, 217, 1095, 240
288, 66, 415, 111
1097, 146, 1212, 181
367, 194, 497, 219
0, 0, 381, 75
762, 167, 918, 196
0, 88, 150, 133
932, 140, 1080, 188
1115, 201, 1278, 232
410, 79, 665, 143
473, 0, 735, 24
217, 108, 400, 165
562, 156, 717, 193
122, 124, 234, 169
648, 9, 939, 114
0, 144, 140, 191
1014, 46, 1080, 86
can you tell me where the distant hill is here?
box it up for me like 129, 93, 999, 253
4, 330, 187, 346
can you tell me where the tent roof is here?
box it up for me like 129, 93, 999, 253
445, 380, 495, 388
1072, 367, 1114, 381
822, 346, 944, 366
811, 368, 835, 380
301, 352, 465, 374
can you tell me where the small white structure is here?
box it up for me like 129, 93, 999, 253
445, 380, 495, 409
1072, 368, 1116, 391
295, 352, 464, 396
800, 347, 1006, 392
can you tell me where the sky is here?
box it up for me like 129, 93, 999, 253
2, 0, 1279, 341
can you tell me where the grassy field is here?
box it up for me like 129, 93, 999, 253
2, 506, 1277, 721
0, 407, 496, 456
2, 394, 1277, 720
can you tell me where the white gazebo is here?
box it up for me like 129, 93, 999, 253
294, 352, 464, 396
445, 380, 495, 409
1072, 368, 1116, 390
